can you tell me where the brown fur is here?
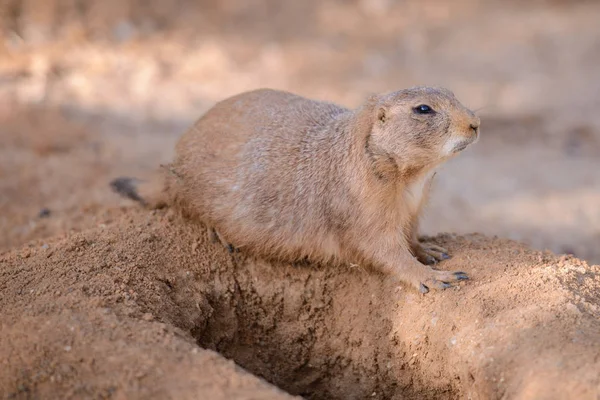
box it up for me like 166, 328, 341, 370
115, 87, 480, 293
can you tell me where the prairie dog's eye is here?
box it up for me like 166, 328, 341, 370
413, 104, 435, 114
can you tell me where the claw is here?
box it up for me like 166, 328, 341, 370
454, 272, 469, 280
413, 242, 451, 265
419, 283, 430, 294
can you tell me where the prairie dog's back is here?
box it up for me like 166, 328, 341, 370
170, 89, 352, 257
177, 88, 345, 163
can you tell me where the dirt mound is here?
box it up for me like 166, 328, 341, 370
1, 208, 598, 399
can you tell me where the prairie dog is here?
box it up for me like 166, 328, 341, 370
112, 87, 480, 293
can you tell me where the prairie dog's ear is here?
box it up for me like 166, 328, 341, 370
354, 94, 380, 139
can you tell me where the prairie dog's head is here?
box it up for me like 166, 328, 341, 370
364, 86, 480, 178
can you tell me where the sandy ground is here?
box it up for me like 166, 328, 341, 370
1, 209, 599, 399
1, 0, 600, 399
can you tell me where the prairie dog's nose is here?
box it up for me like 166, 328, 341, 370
469, 117, 481, 135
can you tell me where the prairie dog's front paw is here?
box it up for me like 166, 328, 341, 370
412, 242, 450, 265
399, 265, 469, 294
418, 269, 468, 293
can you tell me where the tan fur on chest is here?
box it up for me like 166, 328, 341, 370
403, 170, 435, 216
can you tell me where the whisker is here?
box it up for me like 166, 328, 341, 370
473, 106, 489, 114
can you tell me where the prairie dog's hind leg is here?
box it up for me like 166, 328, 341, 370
207, 226, 236, 253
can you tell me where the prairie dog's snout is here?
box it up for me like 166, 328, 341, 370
444, 110, 481, 155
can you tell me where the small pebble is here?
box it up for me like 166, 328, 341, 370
142, 313, 154, 321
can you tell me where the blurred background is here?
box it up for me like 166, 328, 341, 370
1, 0, 599, 262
